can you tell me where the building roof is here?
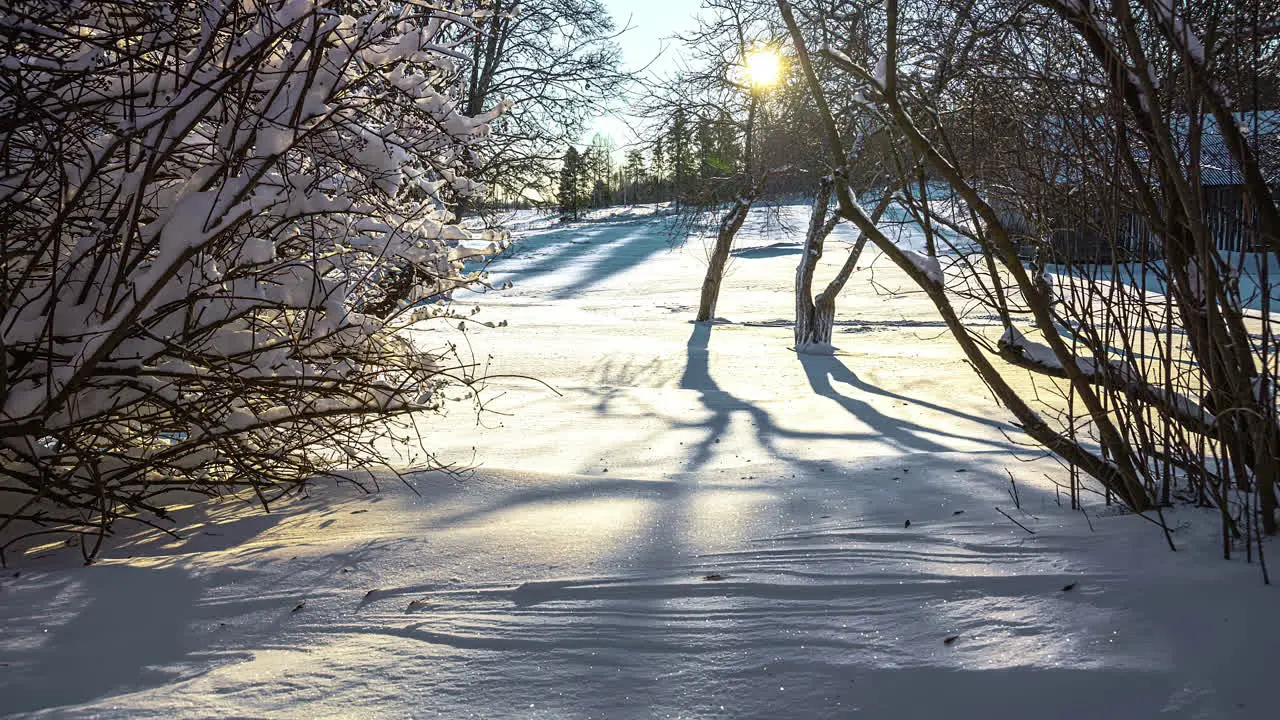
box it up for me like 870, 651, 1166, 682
1040, 110, 1280, 189
1175, 111, 1280, 186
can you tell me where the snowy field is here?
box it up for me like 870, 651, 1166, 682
1, 206, 1276, 718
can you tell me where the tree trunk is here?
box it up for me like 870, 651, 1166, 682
696, 196, 753, 322
796, 187, 891, 351
1255, 424, 1279, 534
801, 295, 837, 347
779, 0, 1152, 511
795, 182, 835, 349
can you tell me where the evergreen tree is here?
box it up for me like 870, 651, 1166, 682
583, 134, 617, 207
591, 177, 613, 208
696, 116, 717, 181
651, 139, 666, 201
624, 149, 646, 204
668, 108, 693, 208
557, 146, 585, 219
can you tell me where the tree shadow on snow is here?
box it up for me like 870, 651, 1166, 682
677, 322, 791, 473
729, 241, 803, 259
677, 323, 1011, 474
484, 218, 677, 300
0, 486, 402, 715
797, 353, 1015, 451
550, 222, 678, 300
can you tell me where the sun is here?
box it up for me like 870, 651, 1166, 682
743, 47, 784, 91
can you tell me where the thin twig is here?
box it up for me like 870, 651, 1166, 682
995, 506, 1037, 534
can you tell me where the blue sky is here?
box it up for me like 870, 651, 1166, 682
587, 0, 701, 149
603, 0, 695, 75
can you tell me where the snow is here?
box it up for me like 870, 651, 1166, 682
901, 248, 944, 285
1151, 0, 1206, 64
1045, 252, 1280, 313
997, 326, 1216, 430
2, 206, 1276, 718
795, 340, 837, 355
874, 54, 888, 87
1000, 325, 1067, 370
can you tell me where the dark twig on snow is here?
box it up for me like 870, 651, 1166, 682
995, 506, 1036, 535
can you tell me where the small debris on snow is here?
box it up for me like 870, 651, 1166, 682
703, 574, 726, 581
1062, 582, 1077, 592
943, 635, 960, 645
351, 509, 368, 515
406, 599, 431, 612
292, 601, 306, 613
952, 510, 965, 515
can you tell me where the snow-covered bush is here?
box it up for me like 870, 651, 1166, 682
0, 0, 507, 558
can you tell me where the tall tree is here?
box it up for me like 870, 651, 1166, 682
624, 149, 648, 204
639, 0, 785, 322
459, 0, 629, 217
651, 139, 668, 201
558, 147, 586, 219
668, 107, 695, 210
583, 134, 617, 207
778, 0, 1280, 541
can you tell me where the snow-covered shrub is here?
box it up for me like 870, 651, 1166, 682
0, 0, 507, 559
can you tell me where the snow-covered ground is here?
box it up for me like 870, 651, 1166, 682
1, 206, 1275, 718
1046, 251, 1280, 313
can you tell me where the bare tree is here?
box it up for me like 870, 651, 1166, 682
781, 0, 1280, 553
782, 0, 1151, 512
793, 179, 892, 350
637, 0, 793, 322
458, 0, 629, 215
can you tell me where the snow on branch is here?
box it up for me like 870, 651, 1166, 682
998, 327, 1215, 435
0, 0, 507, 557
901, 249, 944, 285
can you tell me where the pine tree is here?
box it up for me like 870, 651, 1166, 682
624, 149, 646, 204
669, 108, 692, 209
583, 134, 616, 207
651, 139, 666, 202
557, 146, 585, 219
696, 116, 717, 181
